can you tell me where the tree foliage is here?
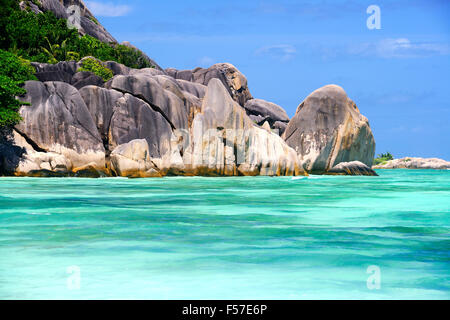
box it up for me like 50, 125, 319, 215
0, 0, 153, 69
0, 49, 37, 128
78, 58, 113, 81
0, 0, 155, 129
374, 152, 394, 165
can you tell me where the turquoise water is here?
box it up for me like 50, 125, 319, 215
0, 170, 449, 300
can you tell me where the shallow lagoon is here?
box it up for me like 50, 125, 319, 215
0, 170, 449, 299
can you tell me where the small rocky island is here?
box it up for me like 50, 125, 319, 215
373, 157, 450, 170
1, 0, 379, 177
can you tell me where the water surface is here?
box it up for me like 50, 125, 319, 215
0, 170, 449, 299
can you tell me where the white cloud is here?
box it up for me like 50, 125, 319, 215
255, 44, 296, 62
85, 1, 132, 17
349, 38, 450, 58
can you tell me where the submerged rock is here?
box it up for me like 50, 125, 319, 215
283, 85, 375, 174
326, 161, 378, 176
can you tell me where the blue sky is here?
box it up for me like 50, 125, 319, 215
85, 0, 450, 159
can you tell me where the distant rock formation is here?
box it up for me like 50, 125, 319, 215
373, 157, 450, 169
283, 85, 376, 174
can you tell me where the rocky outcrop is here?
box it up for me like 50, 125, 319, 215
373, 157, 450, 169
283, 85, 375, 174
32, 60, 104, 89
179, 79, 303, 176
22, 1, 164, 71
110, 139, 162, 177
0, 2, 380, 178
244, 99, 290, 135
22, 0, 117, 43
32, 61, 77, 83
106, 74, 189, 130
79, 86, 173, 159
166, 63, 252, 106
326, 161, 378, 176
15, 81, 106, 171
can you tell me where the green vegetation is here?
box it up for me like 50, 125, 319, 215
89, 16, 99, 25
78, 58, 113, 81
374, 152, 394, 165
0, 0, 153, 68
0, 49, 36, 128
0, 0, 154, 129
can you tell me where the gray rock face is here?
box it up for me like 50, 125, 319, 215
244, 99, 289, 135
16, 81, 105, 169
245, 99, 289, 123
199, 79, 253, 131
38, 0, 117, 43
327, 161, 378, 176
79, 86, 122, 147
31, 61, 105, 89
373, 157, 450, 169
179, 79, 304, 177
175, 79, 207, 99
283, 85, 375, 173
71, 71, 103, 89
32, 61, 77, 83
109, 93, 173, 158
110, 139, 162, 177
103, 61, 132, 76
273, 121, 288, 136
79, 86, 173, 159
166, 63, 253, 106
106, 75, 189, 130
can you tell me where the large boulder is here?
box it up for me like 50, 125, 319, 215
15, 81, 105, 170
106, 75, 189, 130
71, 71, 103, 89
244, 99, 290, 135
31, 61, 77, 83
181, 79, 304, 176
175, 79, 206, 99
326, 161, 378, 176
110, 139, 162, 177
244, 99, 289, 123
283, 85, 375, 174
79, 86, 173, 159
166, 63, 253, 106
